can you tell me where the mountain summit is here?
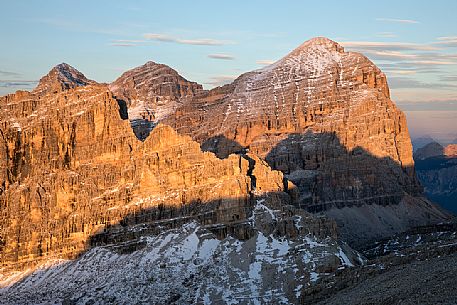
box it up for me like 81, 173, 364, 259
33, 63, 95, 95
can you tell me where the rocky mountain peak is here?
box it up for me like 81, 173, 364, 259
444, 144, 457, 157
253, 37, 352, 83
109, 60, 203, 140
414, 142, 444, 160
294, 37, 345, 53
33, 62, 95, 95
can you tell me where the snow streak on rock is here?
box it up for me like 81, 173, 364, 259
0, 201, 361, 305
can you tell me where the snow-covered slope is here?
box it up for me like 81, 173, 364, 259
0, 201, 362, 305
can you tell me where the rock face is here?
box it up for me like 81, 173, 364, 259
444, 144, 457, 157
0, 37, 452, 299
414, 144, 457, 214
153, 37, 445, 245
109, 61, 203, 140
0, 66, 297, 270
33, 63, 96, 95
0, 63, 363, 304
0, 201, 363, 305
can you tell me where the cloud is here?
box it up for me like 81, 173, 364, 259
397, 100, 457, 111
362, 50, 419, 60
440, 75, 457, 82
433, 37, 457, 48
208, 54, 235, 60
437, 37, 457, 41
376, 32, 397, 38
0, 80, 38, 88
388, 76, 457, 89
0, 70, 22, 77
112, 39, 145, 43
205, 75, 237, 87
111, 43, 137, 47
256, 59, 275, 65
143, 33, 230, 46
376, 18, 420, 24
341, 41, 438, 51
385, 70, 417, 75
30, 18, 124, 36
110, 39, 150, 47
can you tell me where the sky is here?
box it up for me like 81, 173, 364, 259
1, 0, 456, 143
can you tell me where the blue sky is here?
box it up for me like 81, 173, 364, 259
1, 0, 456, 141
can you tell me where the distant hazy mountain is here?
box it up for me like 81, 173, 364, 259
415, 143, 457, 214
412, 136, 436, 151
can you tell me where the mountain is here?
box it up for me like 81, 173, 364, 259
0, 203, 362, 304
414, 143, 457, 214
411, 136, 436, 151
33, 63, 96, 95
0, 38, 453, 303
414, 142, 444, 160
158, 37, 445, 246
444, 144, 457, 157
0, 61, 362, 304
109, 61, 203, 140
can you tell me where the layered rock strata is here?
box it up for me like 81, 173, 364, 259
109, 61, 203, 140
0, 66, 293, 270
0, 201, 362, 304
110, 37, 448, 245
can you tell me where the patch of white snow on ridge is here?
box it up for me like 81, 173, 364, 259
336, 246, 354, 267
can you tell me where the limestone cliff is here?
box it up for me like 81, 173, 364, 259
136, 37, 446, 244
0, 69, 292, 269
109, 61, 203, 140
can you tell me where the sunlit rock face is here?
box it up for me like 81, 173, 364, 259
0, 37, 450, 285
109, 61, 203, 140
0, 64, 293, 270
155, 37, 446, 245
0, 62, 362, 305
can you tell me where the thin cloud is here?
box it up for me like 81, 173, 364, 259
208, 54, 235, 60
341, 41, 438, 51
397, 100, 457, 111
362, 50, 457, 67
205, 75, 237, 87
0, 70, 22, 77
434, 37, 457, 48
30, 18, 124, 36
376, 18, 420, 24
376, 32, 398, 38
112, 39, 145, 43
0, 80, 38, 88
111, 43, 137, 47
256, 59, 275, 65
439, 75, 457, 82
110, 39, 149, 47
388, 77, 457, 89
385, 70, 417, 75
410, 60, 456, 65
363, 50, 419, 60
143, 33, 230, 46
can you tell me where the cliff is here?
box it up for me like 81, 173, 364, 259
0, 66, 293, 269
